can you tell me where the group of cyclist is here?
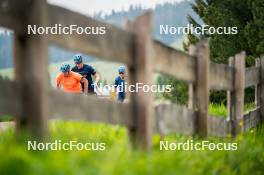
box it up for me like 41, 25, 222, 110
56, 54, 126, 102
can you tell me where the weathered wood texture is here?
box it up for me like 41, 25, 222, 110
193, 40, 209, 137
188, 45, 196, 109
49, 90, 133, 127
13, 0, 49, 137
125, 12, 154, 150
227, 53, 246, 137
208, 116, 228, 137
0, 78, 21, 116
0, 80, 133, 127
0, 0, 26, 33
153, 41, 196, 83
233, 52, 246, 135
210, 63, 234, 90
245, 67, 260, 88
243, 107, 261, 131
155, 104, 196, 135
227, 57, 235, 135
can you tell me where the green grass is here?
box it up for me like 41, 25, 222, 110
209, 103, 256, 117
0, 120, 263, 175
244, 103, 256, 113
209, 103, 227, 117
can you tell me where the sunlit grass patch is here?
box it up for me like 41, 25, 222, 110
209, 103, 227, 117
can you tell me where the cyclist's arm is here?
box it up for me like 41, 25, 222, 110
90, 66, 100, 84
93, 72, 100, 84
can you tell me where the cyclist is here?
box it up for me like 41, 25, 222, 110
71, 54, 100, 94
56, 63, 88, 94
114, 66, 126, 103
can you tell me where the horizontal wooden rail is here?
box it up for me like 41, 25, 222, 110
210, 63, 234, 90
155, 104, 197, 135
0, 0, 26, 33
155, 104, 231, 137
245, 67, 260, 88
47, 5, 134, 66
0, 79, 133, 127
153, 41, 196, 83
49, 90, 133, 127
0, 78, 262, 137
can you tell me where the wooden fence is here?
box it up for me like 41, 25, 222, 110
0, 0, 263, 150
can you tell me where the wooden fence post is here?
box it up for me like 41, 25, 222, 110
125, 12, 154, 150
193, 40, 209, 137
260, 56, 264, 123
188, 45, 196, 109
227, 57, 235, 136
13, 0, 48, 138
255, 58, 261, 107
230, 52, 245, 135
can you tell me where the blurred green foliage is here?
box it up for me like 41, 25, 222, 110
185, 0, 264, 62
0, 119, 263, 175
156, 72, 256, 105
156, 74, 188, 105
182, 0, 264, 104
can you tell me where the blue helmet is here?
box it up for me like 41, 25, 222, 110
74, 54, 83, 64
118, 66, 126, 74
60, 63, 71, 73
